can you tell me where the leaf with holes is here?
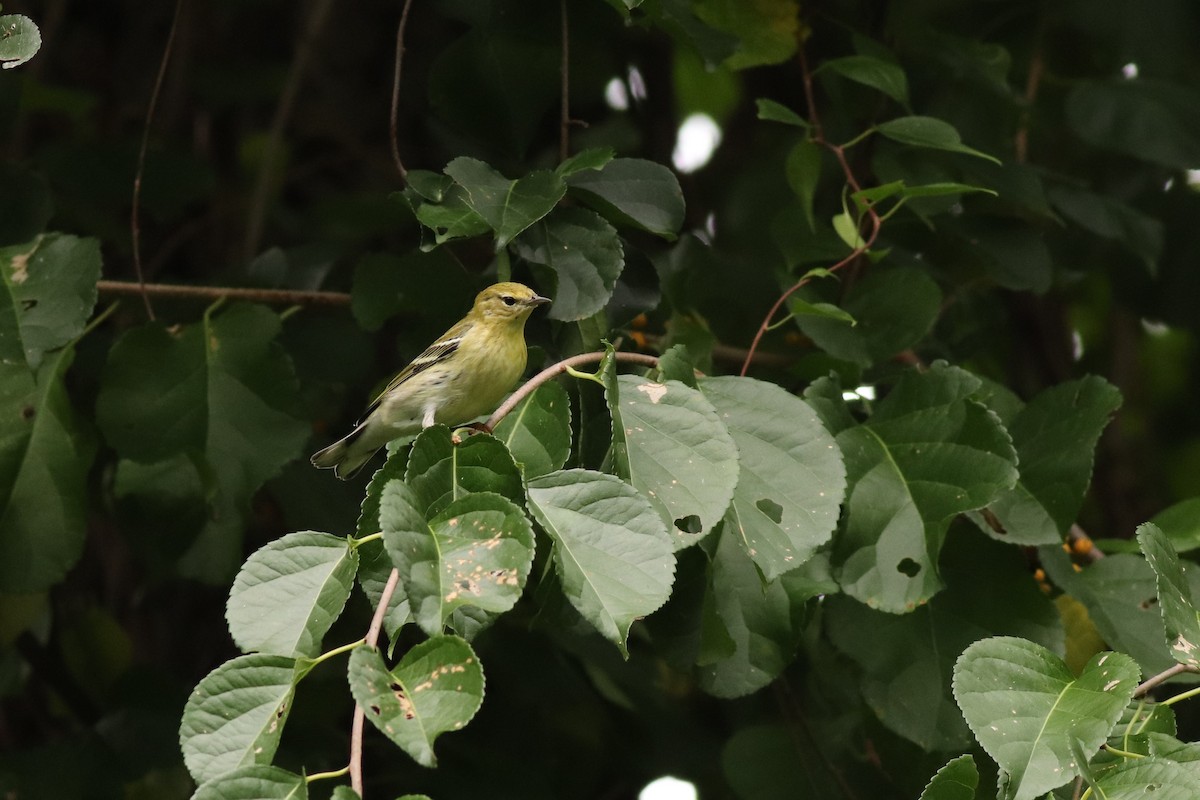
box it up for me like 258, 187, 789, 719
1137, 522, 1200, 669
443, 158, 566, 248
698, 376, 845, 581
605, 374, 738, 549
514, 206, 624, 322
404, 427, 524, 516
382, 483, 534, 638
831, 363, 1017, 612
226, 532, 358, 658
918, 755, 978, 800
0, 234, 100, 369
0, 13, 40, 69
191, 766, 308, 800
348, 637, 484, 768
969, 376, 1121, 545
179, 654, 300, 784
566, 158, 685, 239
952, 637, 1138, 800
526, 469, 675, 656
492, 381, 571, 480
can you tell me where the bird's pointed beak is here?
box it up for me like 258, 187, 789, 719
530, 294, 552, 306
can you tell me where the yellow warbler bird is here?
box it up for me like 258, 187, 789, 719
311, 281, 550, 479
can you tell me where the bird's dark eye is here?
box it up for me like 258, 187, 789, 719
501, 295, 517, 306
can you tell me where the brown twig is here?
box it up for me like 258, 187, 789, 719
1014, 15, 1046, 164
130, 0, 186, 321
243, 0, 336, 262
558, 0, 570, 162
389, 0, 416, 181
1134, 662, 1200, 698
484, 351, 661, 430
350, 567, 401, 797
96, 279, 350, 307
740, 45, 881, 376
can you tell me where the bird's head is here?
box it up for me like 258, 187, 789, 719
473, 282, 551, 323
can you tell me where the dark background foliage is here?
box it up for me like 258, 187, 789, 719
3, 0, 1200, 797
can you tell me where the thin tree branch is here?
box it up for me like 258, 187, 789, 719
1014, 14, 1047, 164
1135, 662, 1200, 698
130, 0, 185, 321
484, 351, 661, 430
389, 0, 416, 181
558, 0, 570, 162
350, 566, 401, 797
740, 44, 881, 376
96, 279, 350, 307
243, 0, 336, 262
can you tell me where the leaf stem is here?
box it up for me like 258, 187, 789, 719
305, 765, 351, 783
354, 532, 383, 546
308, 638, 365, 670
1157, 683, 1200, 708
1101, 743, 1144, 759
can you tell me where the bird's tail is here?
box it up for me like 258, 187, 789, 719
310, 428, 378, 480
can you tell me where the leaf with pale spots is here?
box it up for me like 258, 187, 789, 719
381, 482, 534, 638
823, 363, 1018, 613
526, 469, 676, 656
952, 637, 1138, 800
1137, 522, 1200, 669
347, 637, 485, 768
699, 376, 845, 580
606, 374, 738, 549
191, 766, 308, 800
179, 654, 300, 784
492, 380, 572, 479
226, 531, 358, 658
405, 426, 524, 516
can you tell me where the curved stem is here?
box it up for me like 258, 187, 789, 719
130, 0, 185, 321
350, 567, 401, 797
484, 351, 661, 430
389, 0, 416, 181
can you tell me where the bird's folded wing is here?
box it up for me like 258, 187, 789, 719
353, 319, 472, 426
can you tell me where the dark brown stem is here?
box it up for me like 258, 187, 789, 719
740, 45, 881, 376
130, 0, 186, 321
558, 0, 570, 162
350, 567, 401, 797
484, 351, 661, 430
96, 279, 350, 307
389, 0, 416, 181
243, 0, 336, 262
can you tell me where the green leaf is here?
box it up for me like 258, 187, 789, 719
694, 0, 800, 70
356, 447, 410, 538
443, 158, 566, 249
755, 98, 809, 128
526, 469, 676, 656
226, 532, 359, 658
969, 376, 1121, 545
1047, 184, 1163, 273
1093, 758, 1200, 799
356, 537, 412, 646
1066, 80, 1200, 169
876, 116, 1000, 163
556, 147, 615, 177
953, 638, 1139, 800
0, 234, 100, 369
514, 206, 624, 322
918, 755, 978, 800
348, 637, 484, 768
96, 305, 309, 583
0, 13, 41, 69
381, 483, 534, 638
653, 344, 699, 388
330, 787, 362, 800
696, 526, 815, 697
179, 654, 299, 784
698, 376, 845, 580
827, 527, 1063, 751
607, 374, 739, 548
566, 158, 685, 239
404, 427, 524, 516
785, 140, 821, 229
1150, 498, 1200, 554
819, 55, 909, 106
492, 381, 572, 480
796, 266, 941, 367
411, 183, 491, 247
0, 348, 92, 591
1137, 522, 1200, 669
834, 363, 1018, 612
831, 210, 865, 251
191, 766, 307, 800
